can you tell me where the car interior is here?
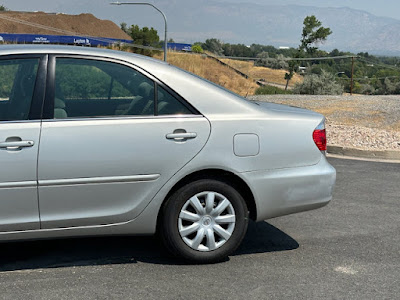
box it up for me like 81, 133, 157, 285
53, 59, 191, 119
0, 58, 38, 121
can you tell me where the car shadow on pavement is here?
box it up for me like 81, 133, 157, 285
235, 221, 299, 256
0, 221, 298, 271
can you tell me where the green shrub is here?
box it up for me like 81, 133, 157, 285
255, 53, 289, 70
255, 85, 292, 95
293, 70, 343, 95
192, 44, 203, 53
358, 84, 375, 95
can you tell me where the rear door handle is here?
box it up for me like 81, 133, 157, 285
166, 132, 197, 141
0, 140, 34, 150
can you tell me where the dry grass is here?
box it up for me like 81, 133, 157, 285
153, 52, 259, 96
220, 59, 254, 74
153, 52, 304, 94
220, 59, 303, 86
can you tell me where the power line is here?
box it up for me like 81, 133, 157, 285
3, 13, 400, 74
358, 58, 400, 71
0, 14, 94, 38
0, 14, 117, 44
213, 54, 357, 61
286, 55, 357, 61
0, 14, 365, 62
337, 75, 400, 81
116, 43, 163, 51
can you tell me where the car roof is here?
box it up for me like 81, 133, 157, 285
0, 44, 164, 64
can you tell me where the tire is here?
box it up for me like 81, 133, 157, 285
160, 179, 249, 263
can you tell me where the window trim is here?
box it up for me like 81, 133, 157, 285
154, 82, 159, 116
43, 54, 201, 120
42, 114, 205, 123
0, 54, 48, 122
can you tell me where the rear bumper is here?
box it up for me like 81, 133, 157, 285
241, 156, 336, 221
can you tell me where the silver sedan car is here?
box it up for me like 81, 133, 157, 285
0, 45, 335, 263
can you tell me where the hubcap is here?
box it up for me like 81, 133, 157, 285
178, 191, 236, 252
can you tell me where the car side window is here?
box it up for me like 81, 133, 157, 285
0, 58, 39, 121
157, 86, 192, 115
54, 58, 155, 118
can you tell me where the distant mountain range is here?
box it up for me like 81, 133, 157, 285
11, 0, 400, 55
120, 0, 400, 55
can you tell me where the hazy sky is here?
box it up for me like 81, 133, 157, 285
229, 0, 399, 20
1, 0, 399, 46
1, 0, 399, 20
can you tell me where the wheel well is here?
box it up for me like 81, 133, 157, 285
157, 169, 257, 229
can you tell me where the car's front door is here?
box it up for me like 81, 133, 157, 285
38, 56, 211, 229
0, 56, 45, 232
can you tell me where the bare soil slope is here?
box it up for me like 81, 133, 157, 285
220, 58, 303, 88
0, 11, 131, 40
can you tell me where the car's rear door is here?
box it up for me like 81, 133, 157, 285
37, 55, 211, 229
0, 55, 46, 231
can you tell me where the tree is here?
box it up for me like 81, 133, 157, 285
329, 49, 341, 57
284, 15, 331, 89
383, 77, 397, 94
222, 43, 252, 57
201, 38, 224, 56
0, 5, 7, 11
284, 60, 298, 90
127, 25, 159, 47
120, 22, 128, 34
256, 53, 289, 70
299, 15, 332, 55
121, 24, 160, 56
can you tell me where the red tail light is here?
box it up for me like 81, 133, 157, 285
313, 129, 327, 151
313, 120, 327, 152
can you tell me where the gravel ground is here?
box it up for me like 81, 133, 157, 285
248, 95, 400, 151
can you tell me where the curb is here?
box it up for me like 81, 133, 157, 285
327, 145, 400, 161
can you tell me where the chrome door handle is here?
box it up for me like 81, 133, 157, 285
0, 140, 34, 149
166, 132, 197, 140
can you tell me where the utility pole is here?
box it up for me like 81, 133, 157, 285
350, 56, 355, 95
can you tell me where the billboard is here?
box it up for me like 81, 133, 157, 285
167, 43, 192, 52
0, 33, 132, 47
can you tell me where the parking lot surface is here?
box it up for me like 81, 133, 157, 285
0, 158, 399, 300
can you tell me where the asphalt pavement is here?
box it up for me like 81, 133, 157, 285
0, 158, 399, 300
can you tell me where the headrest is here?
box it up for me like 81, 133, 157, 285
137, 82, 153, 98
55, 97, 66, 109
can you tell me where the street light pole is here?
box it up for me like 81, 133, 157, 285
110, 1, 168, 62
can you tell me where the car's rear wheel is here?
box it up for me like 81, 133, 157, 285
160, 179, 248, 263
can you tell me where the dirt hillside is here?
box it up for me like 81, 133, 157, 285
153, 52, 259, 96
220, 58, 303, 88
0, 11, 131, 40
